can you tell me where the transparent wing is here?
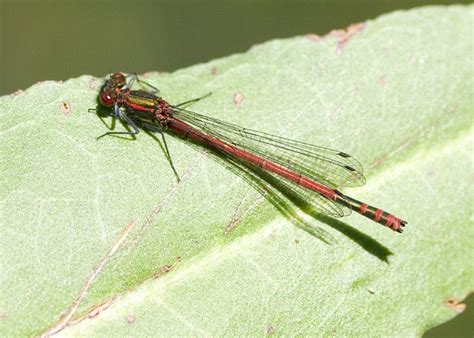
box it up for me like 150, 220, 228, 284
270, 171, 352, 217
222, 153, 351, 218
171, 106, 366, 190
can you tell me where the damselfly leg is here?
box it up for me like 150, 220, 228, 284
96, 106, 140, 140
174, 92, 213, 108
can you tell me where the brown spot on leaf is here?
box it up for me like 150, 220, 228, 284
306, 33, 321, 42
233, 92, 244, 107
444, 298, 466, 314
332, 22, 366, 53
126, 314, 136, 324
61, 101, 71, 116
264, 323, 275, 335
161, 264, 172, 273
152, 258, 181, 279
66, 297, 117, 325
88, 78, 97, 90
211, 66, 218, 76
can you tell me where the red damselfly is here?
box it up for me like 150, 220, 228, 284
95, 72, 407, 233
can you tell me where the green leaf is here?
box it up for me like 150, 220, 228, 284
1, 5, 472, 336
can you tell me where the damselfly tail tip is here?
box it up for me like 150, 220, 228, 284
396, 220, 407, 233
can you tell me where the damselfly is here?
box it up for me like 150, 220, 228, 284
96, 72, 407, 233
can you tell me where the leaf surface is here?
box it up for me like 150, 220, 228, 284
0, 5, 472, 336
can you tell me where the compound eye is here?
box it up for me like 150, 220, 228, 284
100, 91, 115, 107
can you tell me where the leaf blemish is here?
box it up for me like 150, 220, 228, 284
126, 314, 136, 324
332, 22, 367, 53
152, 256, 182, 279
264, 323, 275, 335
61, 101, 71, 116
233, 92, 245, 107
306, 33, 321, 42
11, 89, 23, 97
88, 78, 97, 90
444, 297, 466, 313
161, 264, 173, 273
211, 66, 218, 76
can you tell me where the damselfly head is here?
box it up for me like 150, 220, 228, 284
99, 81, 117, 107
99, 88, 115, 107
99, 73, 126, 107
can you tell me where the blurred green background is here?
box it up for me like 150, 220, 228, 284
0, 0, 471, 96
0, 0, 472, 336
